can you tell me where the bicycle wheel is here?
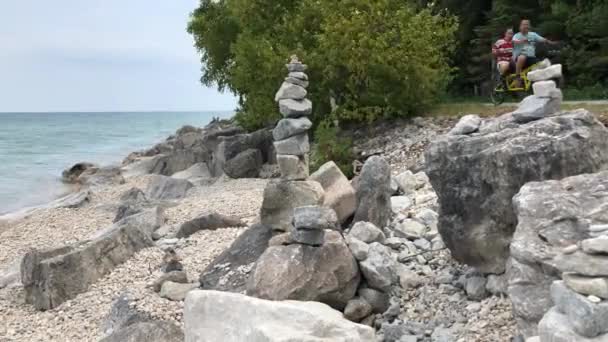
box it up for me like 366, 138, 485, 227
491, 82, 506, 106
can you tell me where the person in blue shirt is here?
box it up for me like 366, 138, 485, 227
513, 19, 557, 85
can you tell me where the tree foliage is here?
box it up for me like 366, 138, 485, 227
188, 0, 458, 130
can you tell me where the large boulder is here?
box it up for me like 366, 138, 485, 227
145, 175, 193, 200
260, 180, 324, 232
100, 321, 183, 342
508, 170, 608, 338
211, 129, 274, 177
21, 222, 154, 310
353, 156, 392, 228
247, 230, 360, 310
310, 161, 357, 223
171, 162, 211, 181
176, 212, 246, 239
184, 290, 376, 342
538, 308, 608, 342
426, 109, 608, 274
224, 148, 263, 179
199, 224, 272, 292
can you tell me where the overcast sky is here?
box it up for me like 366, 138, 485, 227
0, 0, 237, 112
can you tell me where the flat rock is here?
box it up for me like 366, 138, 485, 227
581, 236, 608, 255
290, 228, 325, 246
273, 133, 309, 156
310, 161, 357, 223
277, 154, 309, 180
353, 156, 392, 228
551, 281, 608, 338
274, 82, 307, 101
284, 76, 309, 88
532, 80, 557, 97
563, 273, 608, 299
528, 64, 562, 82
176, 212, 245, 239
184, 290, 376, 342
151, 271, 188, 293
391, 196, 412, 213
102, 292, 151, 336
554, 251, 608, 277
273, 117, 312, 141
394, 219, 426, 240
279, 98, 313, 118
349, 221, 385, 243
145, 175, 193, 200
449, 114, 481, 135
286, 62, 308, 72
171, 162, 211, 180
260, 180, 324, 232
247, 230, 360, 310
512, 95, 561, 123
346, 237, 369, 261
293, 206, 338, 230
160, 282, 199, 302
539, 307, 608, 342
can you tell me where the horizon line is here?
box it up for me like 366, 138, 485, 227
0, 109, 236, 114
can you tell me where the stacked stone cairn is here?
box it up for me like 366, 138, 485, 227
290, 206, 337, 246
511, 61, 564, 123
535, 234, 608, 341
273, 55, 313, 181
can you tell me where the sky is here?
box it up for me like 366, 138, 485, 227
0, 0, 237, 112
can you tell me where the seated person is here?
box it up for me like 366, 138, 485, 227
492, 28, 514, 77
513, 19, 557, 85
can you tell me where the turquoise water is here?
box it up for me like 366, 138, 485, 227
0, 111, 232, 214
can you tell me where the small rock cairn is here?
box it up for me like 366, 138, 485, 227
273, 55, 313, 181
512, 61, 564, 123
290, 206, 338, 246
536, 232, 608, 340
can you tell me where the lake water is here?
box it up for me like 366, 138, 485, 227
0, 111, 232, 214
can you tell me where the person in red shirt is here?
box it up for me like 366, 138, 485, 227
492, 28, 514, 77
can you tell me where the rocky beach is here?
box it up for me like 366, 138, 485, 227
1, 59, 607, 342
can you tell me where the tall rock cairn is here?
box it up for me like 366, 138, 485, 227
273, 55, 313, 181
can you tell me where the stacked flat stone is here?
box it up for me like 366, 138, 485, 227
536, 234, 608, 341
273, 55, 313, 181
511, 61, 564, 124
290, 206, 338, 246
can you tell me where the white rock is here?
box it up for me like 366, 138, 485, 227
449, 114, 482, 135
533, 80, 557, 97
274, 82, 307, 102
394, 219, 426, 240
349, 221, 385, 243
346, 237, 370, 261
184, 290, 376, 342
528, 64, 562, 82
581, 236, 608, 255
394, 171, 417, 195
391, 196, 412, 213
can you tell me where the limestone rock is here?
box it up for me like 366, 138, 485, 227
224, 148, 263, 179
199, 224, 272, 292
184, 290, 376, 342
359, 242, 397, 292
160, 282, 199, 302
465, 276, 489, 301
551, 281, 608, 338
532, 80, 557, 97
349, 221, 385, 243
358, 287, 390, 314
346, 236, 369, 261
310, 161, 357, 223
273, 117, 313, 141
284, 76, 309, 88
528, 64, 562, 82
176, 212, 246, 239
539, 307, 608, 342
394, 170, 417, 195
344, 298, 373, 323
391, 196, 412, 213
260, 180, 324, 232
171, 162, 211, 180
554, 251, 608, 277
273, 133, 309, 156
581, 236, 608, 255
511, 95, 561, 123
449, 114, 482, 135
145, 175, 193, 200
100, 321, 183, 342
354, 156, 392, 228
279, 99, 313, 118
248, 230, 360, 309
151, 271, 188, 293
102, 292, 151, 336
486, 274, 508, 296
293, 206, 338, 230
563, 273, 608, 299
290, 228, 325, 246
394, 219, 426, 240
277, 154, 309, 180
426, 109, 608, 274
286, 62, 308, 72
274, 82, 307, 101
0, 257, 22, 289
288, 71, 308, 80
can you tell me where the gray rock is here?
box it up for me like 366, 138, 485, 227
413, 238, 431, 251
274, 82, 307, 101
184, 290, 376, 341
273, 133, 309, 156
358, 287, 390, 314
113, 203, 144, 223
273, 117, 313, 141
486, 273, 508, 296
390, 178, 400, 195
581, 236, 608, 255
310, 161, 357, 223
349, 221, 386, 243
346, 237, 369, 261
279, 99, 313, 118
381, 321, 409, 342
113, 207, 165, 239
62, 162, 96, 183
394, 220, 426, 240
288, 71, 308, 80
176, 212, 245, 239
383, 298, 401, 319
260, 180, 325, 232
344, 298, 373, 322
224, 148, 263, 179
286, 62, 308, 72
354, 156, 392, 228
290, 228, 325, 246
49, 189, 91, 209
512, 95, 561, 123
248, 231, 360, 310
171, 162, 211, 180
102, 292, 151, 336
415, 208, 439, 229
145, 175, 193, 200
554, 251, 608, 277
210, 128, 274, 177
0, 257, 22, 289
538, 307, 608, 342
100, 321, 183, 342
528, 64, 562, 82
532, 80, 557, 97
21, 222, 154, 310
277, 154, 309, 180
151, 271, 188, 293
383, 237, 405, 250
449, 114, 482, 135
199, 224, 272, 292
360, 242, 397, 292
391, 196, 412, 213
551, 280, 608, 337
398, 266, 424, 289
426, 109, 608, 274
394, 170, 417, 195
563, 273, 608, 299
432, 324, 464, 342
293, 206, 338, 230
284, 76, 309, 88
160, 281, 199, 302
465, 276, 488, 301
119, 187, 147, 203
